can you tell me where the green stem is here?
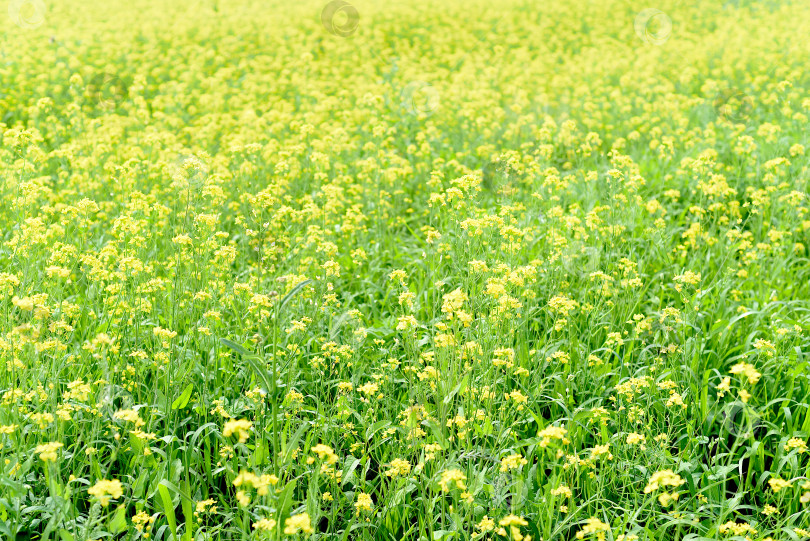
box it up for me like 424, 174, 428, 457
272, 305, 280, 475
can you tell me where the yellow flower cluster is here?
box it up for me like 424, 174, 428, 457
223, 419, 253, 443
644, 470, 686, 506
88, 479, 123, 507
35, 442, 63, 462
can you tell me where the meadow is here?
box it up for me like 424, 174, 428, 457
2, 0, 810, 539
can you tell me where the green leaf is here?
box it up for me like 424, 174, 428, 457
442, 373, 469, 405
221, 338, 252, 357
158, 482, 178, 541
108, 504, 127, 533
171, 383, 194, 410
276, 478, 297, 525
157, 479, 196, 541
425, 419, 450, 449
282, 422, 310, 465
279, 279, 313, 312
181, 478, 194, 541
243, 355, 274, 398
365, 420, 392, 441
221, 339, 273, 396
341, 456, 362, 487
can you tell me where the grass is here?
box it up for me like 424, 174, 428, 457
1, 0, 810, 539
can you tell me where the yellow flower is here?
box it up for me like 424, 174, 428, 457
233, 470, 279, 495
284, 513, 313, 535
551, 485, 572, 498
253, 518, 277, 531
673, 271, 701, 288
236, 490, 250, 506
438, 469, 467, 492
223, 419, 253, 443
785, 437, 807, 453
666, 392, 686, 409
576, 517, 611, 540
657, 491, 681, 506
538, 425, 569, 447
768, 478, 792, 493
355, 492, 373, 514
753, 339, 776, 357
385, 458, 412, 477
195, 499, 217, 514
396, 315, 418, 330
730, 362, 761, 385
477, 516, 495, 532
132, 511, 155, 532
389, 269, 408, 282
500, 453, 528, 472
644, 470, 685, 493
113, 409, 145, 427
357, 382, 379, 396
88, 479, 123, 507
35, 442, 63, 462
499, 515, 530, 541
441, 288, 468, 316
499, 515, 528, 527
626, 433, 645, 446
644, 470, 686, 507
762, 504, 778, 516
718, 521, 757, 536
31, 413, 55, 429
310, 444, 339, 465
63, 380, 92, 402
716, 377, 731, 397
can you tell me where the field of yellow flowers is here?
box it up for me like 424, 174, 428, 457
2, 0, 810, 539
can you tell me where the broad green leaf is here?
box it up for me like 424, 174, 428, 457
108, 504, 127, 533
171, 383, 194, 410
158, 482, 177, 541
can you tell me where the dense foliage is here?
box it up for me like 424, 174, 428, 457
2, 0, 810, 539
